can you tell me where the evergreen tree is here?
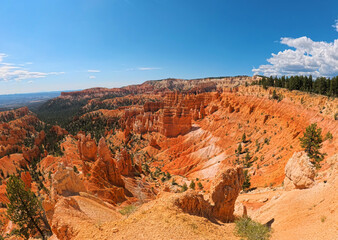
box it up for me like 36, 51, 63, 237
299, 123, 325, 168
189, 180, 195, 190
181, 183, 188, 192
237, 143, 243, 154
242, 133, 247, 143
6, 175, 52, 239
242, 170, 251, 191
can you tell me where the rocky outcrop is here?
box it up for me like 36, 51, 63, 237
50, 125, 68, 136
20, 171, 32, 189
116, 149, 134, 176
22, 146, 41, 163
52, 163, 86, 198
209, 167, 244, 222
78, 134, 97, 162
174, 167, 244, 222
284, 151, 315, 190
160, 107, 192, 137
51, 197, 85, 240
144, 101, 164, 112
86, 138, 126, 204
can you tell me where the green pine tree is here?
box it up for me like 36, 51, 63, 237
299, 123, 325, 168
6, 175, 52, 240
189, 180, 195, 190
181, 183, 188, 192
242, 133, 247, 143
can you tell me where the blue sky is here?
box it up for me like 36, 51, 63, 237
0, 0, 337, 94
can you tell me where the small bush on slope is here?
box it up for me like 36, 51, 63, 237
235, 217, 271, 240
119, 205, 137, 217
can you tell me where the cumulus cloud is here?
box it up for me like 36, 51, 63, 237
0, 53, 64, 82
333, 19, 338, 32
253, 37, 338, 77
87, 69, 100, 73
89, 75, 96, 79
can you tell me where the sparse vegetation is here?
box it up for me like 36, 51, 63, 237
320, 216, 327, 223
325, 131, 333, 140
119, 205, 137, 217
235, 217, 271, 240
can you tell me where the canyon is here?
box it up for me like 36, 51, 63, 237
0, 76, 337, 240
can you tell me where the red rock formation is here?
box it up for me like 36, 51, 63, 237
116, 149, 134, 176
50, 125, 68, 136
77, 134, 97, 162
34, 130, 46, 146
22, 146, 41, 163
209, 167, 244, 222
20, 171, 32, 189
160, 107, 192, 137
174, 167, 244, 222
144, 102, 164, 112
52, 163, 86, 198
85, 138, 126, 204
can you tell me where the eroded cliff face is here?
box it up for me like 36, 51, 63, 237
143, 86, 337, 188
0, 107, 41, 158
0, 80, 337, 239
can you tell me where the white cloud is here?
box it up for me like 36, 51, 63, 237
0, 53, 8, 62
137, 67, 161, 71
333, 19, 338, 32
87, 69, 100, 73
253, 37, 338, 77
0, 53, 64, 82
89, 75, 96, 79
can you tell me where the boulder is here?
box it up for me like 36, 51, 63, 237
284, 151, 315, 190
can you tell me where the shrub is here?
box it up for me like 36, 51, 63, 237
325, 132, 333, 140
166, 172, 171, 180
235, 217, 271, 240
172, 178, 177, 185
197, 182, 203, 190
181, 183, 188, 192
189, 180, 195, 190
73, 166, 79, 174
119, 205, 136, 217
